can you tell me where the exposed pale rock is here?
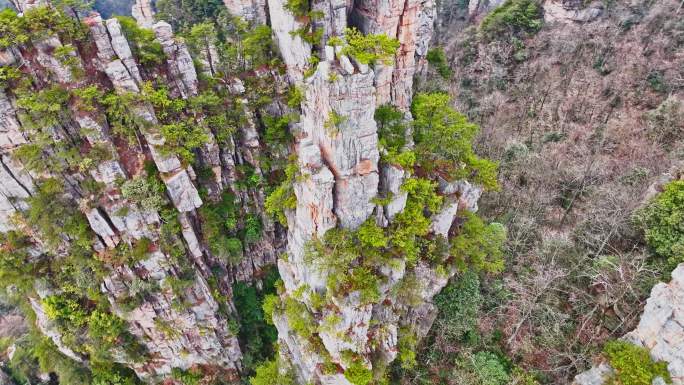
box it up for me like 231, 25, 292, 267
312, 0, 348, 45
572, 363, 613, 385
193, 36, 221, 77
300, 64, 379, 229
380, 164, 407, 220
415, 0, 436, 59
430, 200, 458, 238
85, 208, 120, 248
178, 212, 204, 259
439, 179, 483, 212
325, 45, 336, 61
223, 0, 268, 23
103, 252, 242, 379
339, 55, 355, 75
351, 0, 434, 109
105, 60, 141, 93
107, 203, 159, 240
10, 0, 42, 12
273, 311, 328, 382
0, 90, 26, 150
163, 170, 203, 212
467, 0, 505, 16
87, 15, 117, 63
544, 1, 604, 23
153, 21, 199, 98
34, 36, 76, 84
90, 160, 127, 185
320, 297, 373, 359
105, 18, 143, 84
267, 0, 312, 81
0, 154, 33, 232
131, 0, 155, 28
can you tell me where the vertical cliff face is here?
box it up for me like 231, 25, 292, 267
0, 1, 291, 381
228, 0, 485, 384
0, 0, 488, 383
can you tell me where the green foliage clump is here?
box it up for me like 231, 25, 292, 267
0, 231, 36, 291
357, 219, 388, 248
603, 340, 671, 385
24, 179, 92, 250
232, 267, 280, 376
16, 84, 70, 129
262, 294, 280, 326
171, 367, 203, 385
433, 270, 482, 342
305, 227, 359, 275
397, 328, 418, 369
249, 358, 295, 385
155, 0, 224, 31
344, 360, 373, 385
265, 158, 298, 226
263, 114, 293, 146
140, 83, 208, 162
480, 0, 542, 40
340, 267, 380, 304
284, 0, 309, 16
0, 6, 86, 49
42, 295, 89, 327
243, 25, 279, 66
426, 47, 453, 79
412, 92, 499, 190
0, 65, 21, 87
467, 351, 510, 385
390, 178, 442, 265
102, 91, 141, 144
341, 28, 400, 65
116, 16, 165, 66
283, 296, 315, 338
450, 212, 506, 273
88, 310, 126, 345
199, 192, 246, 263
244, 214, 263, 244
120, 176, 166, 212
374, 104, 416, 168
34, 337, 93, 385
634, 180, 684, 268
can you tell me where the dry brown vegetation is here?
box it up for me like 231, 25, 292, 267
413, 0, 684, 382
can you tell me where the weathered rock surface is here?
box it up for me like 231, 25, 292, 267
266, 0, 476, 381
351, 0, 435, 109
103, 251, 242, 379
223, 0, 268, 23
131, 0, 155, 28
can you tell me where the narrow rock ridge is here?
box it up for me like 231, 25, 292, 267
261, 1, 482, 383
